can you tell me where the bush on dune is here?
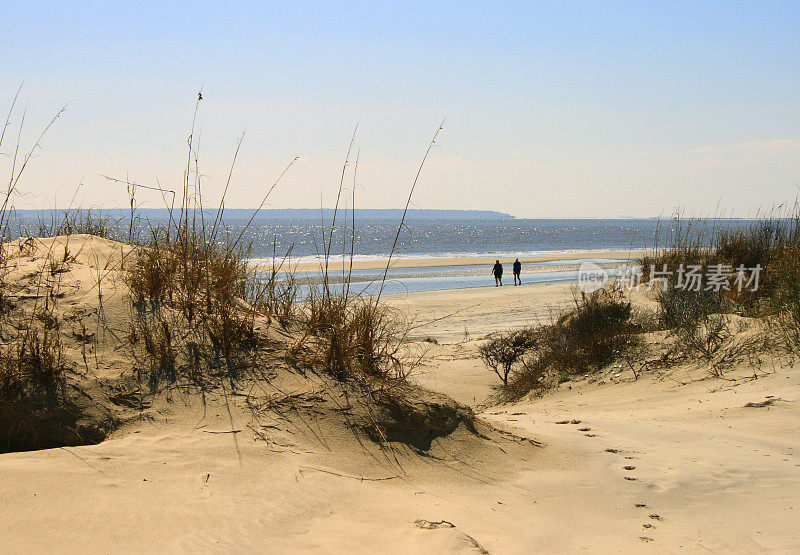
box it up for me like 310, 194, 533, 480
482, 288, 642, 400
645, 211, 799, 309
479, 328, 537, 386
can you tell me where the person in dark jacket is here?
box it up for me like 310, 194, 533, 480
492, 260, 503, 286
513, 258, 522, 285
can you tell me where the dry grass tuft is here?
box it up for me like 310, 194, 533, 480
0, 310, 76, 452
126, 226, 264, 390
292, 291, 407, 383
0, 323, 66, 405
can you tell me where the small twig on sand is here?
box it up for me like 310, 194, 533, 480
297, 466, 398, 482
59, 447, 104, 473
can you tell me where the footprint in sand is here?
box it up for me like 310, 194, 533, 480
624, 465, 636, 471
578, 427, 591, 431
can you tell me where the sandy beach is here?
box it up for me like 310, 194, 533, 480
1, 237, 797, 552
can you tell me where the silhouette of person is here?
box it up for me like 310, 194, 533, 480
492, 260, 503, 286
513, 258, 522, 285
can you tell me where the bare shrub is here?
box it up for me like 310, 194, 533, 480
479, 329, 537, 385
628, 305, 662, 332
675, 313, 734, 359
665, 314, 770, 376
619, 340, 653, 380
658, 285, 724, 329
499, 332, 556, 399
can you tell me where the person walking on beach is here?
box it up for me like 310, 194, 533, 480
513, 258, 522, 285
492, 260, 503, 286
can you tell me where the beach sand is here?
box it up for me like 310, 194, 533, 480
1, 238, 798, 552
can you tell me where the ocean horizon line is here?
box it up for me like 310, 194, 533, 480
9, 208, 792, 221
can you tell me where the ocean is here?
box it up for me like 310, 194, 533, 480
244, 217, 660, 262
7, 211, 757, 295
224, 215, 748, 295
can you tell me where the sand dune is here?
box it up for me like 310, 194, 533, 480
1, 237, 798, 552
3, 341, 796, 552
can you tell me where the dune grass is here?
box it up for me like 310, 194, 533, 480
30, 209, 119, 240
641, 208, 800, 356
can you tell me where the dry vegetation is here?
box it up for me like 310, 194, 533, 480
482, 288, 647, 401
125, 225, 261, 390
0, 91, 471, 454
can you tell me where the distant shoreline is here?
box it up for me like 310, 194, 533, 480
9, 207, 515, 220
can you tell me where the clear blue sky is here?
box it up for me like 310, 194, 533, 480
2, 1, 799, 217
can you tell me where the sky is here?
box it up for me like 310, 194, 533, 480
1, 1, 799, 218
